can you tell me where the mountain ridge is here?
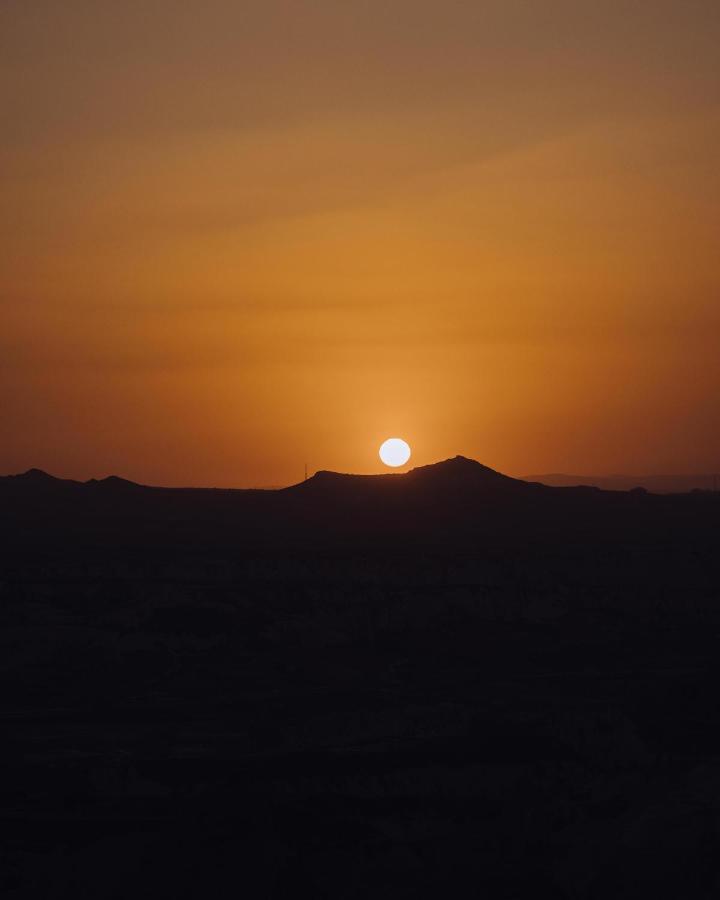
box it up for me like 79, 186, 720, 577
2, 457, 524, 494
1, 457, 717, 497
0, 455, 716, 555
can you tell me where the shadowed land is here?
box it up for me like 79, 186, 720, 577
1, 458, 720, 898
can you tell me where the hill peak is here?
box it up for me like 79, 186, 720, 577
290, 456, 527, 496
86, 474, 141, 488
0, 468, 83, 490
16, 468, 58, 482
410, 455, 502, 475
408, 455, 517, 480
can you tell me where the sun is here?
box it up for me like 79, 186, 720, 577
379, 437, 411, 468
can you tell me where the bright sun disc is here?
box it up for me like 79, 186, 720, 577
379, 438, 411, 468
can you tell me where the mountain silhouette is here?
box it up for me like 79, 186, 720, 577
1, 455, 715, 555
85, 474, 143, 490
289, 455, 543, 503
11, 467, 67, 484
0, 456, 541, 499
405, 455, 542, 493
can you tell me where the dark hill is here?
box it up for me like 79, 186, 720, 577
404, 455, 543, 494
291, 455, 536, 499
10, 467, 70, 485
85, 474, 144, 490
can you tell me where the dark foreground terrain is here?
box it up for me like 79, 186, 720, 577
1, 457, 720, 898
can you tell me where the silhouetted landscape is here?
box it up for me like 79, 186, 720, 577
2, 457, 720, 898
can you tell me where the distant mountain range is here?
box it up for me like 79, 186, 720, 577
525, 472, 719, 493
1, 456, 717, 556
4, 457, 717, 496
1, 457, 530, 492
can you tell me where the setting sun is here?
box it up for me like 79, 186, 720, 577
379, 438, 411, 468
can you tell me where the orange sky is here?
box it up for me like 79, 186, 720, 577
1, 1, 719, 486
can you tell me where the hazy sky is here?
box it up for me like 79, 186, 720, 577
2, 1, 719, 485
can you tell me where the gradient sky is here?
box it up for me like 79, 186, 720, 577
2, 1, 719, 486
